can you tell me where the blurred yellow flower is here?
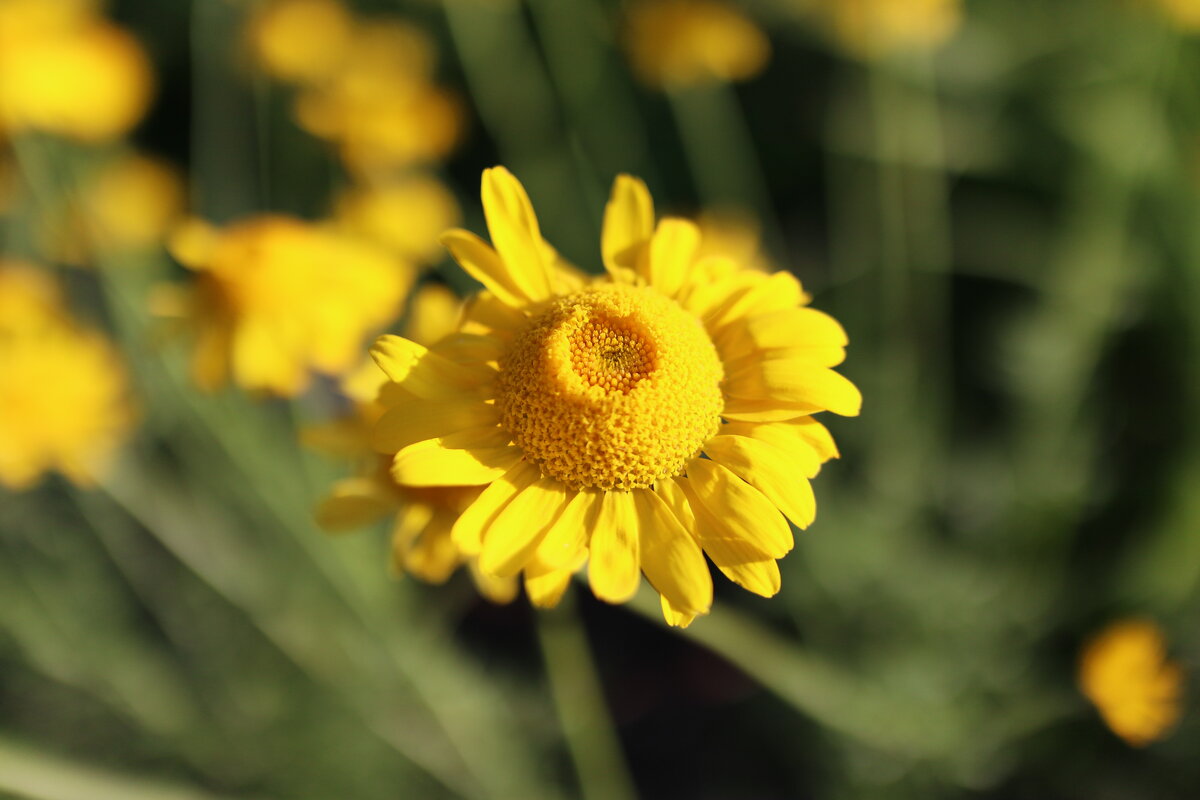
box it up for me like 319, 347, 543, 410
0, 262, 135, 489
1079, 619, 1184, 747
1151, 0, 1200, 30
817, 0, 962, 59
44, 153, 185, 264
315, 283, 518, 603
246, 0, 354, 85
695, 207, 775, 274
623, 0, 771, 88
166, 214, 414, 395
334, 174, 460, 265
0, 260, 64, 332
368, 167, 857, 626
0, 2, 152, 141
293, 21, 461, 175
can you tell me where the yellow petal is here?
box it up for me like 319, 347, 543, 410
588, 491, 641, 604
451, 460, 540, 554
388, 503, 436, 576
646, 217, 699, 297
371, 397, 498, 453
468, 561, 520, 604
634, 489, 712, 617
660, 594, 697, 628
441, 229, 531, 308
480, 166, 553, 303
525, 552, 585, 608
402, 510, 462, 583
479, 477, 570, 577
702, 434, 817, 529
720, 420, 827, 477
314, 477, 395, 531
391, 436, 522, 486
533, 489, 600, 570
432, 333, 506, 365
721, 396, 821, 422
717, 307, 848, 366
677, 460, 792, 562
718, 558, 781, 597
461, 291, 529, 337
705, 271, 806, 332
726, 360, 862, 417
370, 334, 496, 399
601, 174, 654, 278
794, 416, 839, 461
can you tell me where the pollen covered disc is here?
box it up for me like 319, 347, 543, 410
497, 283, 723, 491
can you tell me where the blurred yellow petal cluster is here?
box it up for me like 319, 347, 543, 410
166, 215, 414, 395
42, 152, 185, 265
623, 0, 771, 88
1079, 619, 1185, 747
246, 0, 354, 85
816, 0, 962, 59
313, 284, 518, 603
695, 207, 776, 274
1151, 0, 1200, 30
333, 174, 460, 265
0, 0, 152, 141
0, 261, 135, 489
247, 1, 462, 176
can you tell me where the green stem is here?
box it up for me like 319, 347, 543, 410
667, 83, 785, 257
536, 594, 637, 800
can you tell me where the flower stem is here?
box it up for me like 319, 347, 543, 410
536, 594, 637, 800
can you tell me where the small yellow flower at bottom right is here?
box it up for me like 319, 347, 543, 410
1079, 618, 1184, 747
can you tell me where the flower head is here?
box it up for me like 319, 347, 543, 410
623, 0, 771, 88
816, 0, 962, 59
0, 262, 135, 489
0, 1, 152, 141
314, 284, 518, 604
166, 214, 413, 395
367, 168, 859, 626
1079, 618, 1185, 747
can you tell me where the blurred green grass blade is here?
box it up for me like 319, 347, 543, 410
442, 0, 594, 257
667, 84, 784, 255
0, 736, 268, 800
536, 595, 636, 800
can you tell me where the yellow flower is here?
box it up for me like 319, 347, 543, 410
315, 284, 518, 604
1079, 619, 1185, 747
623, 0, 771, 88
695, 207, 774, 274
368, 168, 859, 626
333, 174, 460, 265
0, 262, 135, 489
166, 214, 413, 395
1150, 0, 1200, 30
245, 0, 354, 85
816, 0, 962, 59
293, 21, 461, 175
0, 2, 152, 141
43, 153, 185, 264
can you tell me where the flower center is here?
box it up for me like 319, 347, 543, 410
496, 283, 723, 491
